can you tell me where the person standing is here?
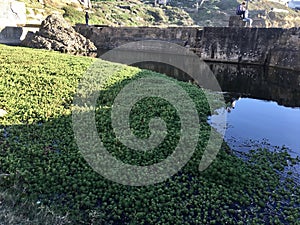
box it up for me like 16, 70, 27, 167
236, 1, 253, 27
85, 11, 89, 26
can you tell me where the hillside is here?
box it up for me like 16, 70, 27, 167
164, 0, 300, 27
23, 0, 194, 26
21, 0, 300, 27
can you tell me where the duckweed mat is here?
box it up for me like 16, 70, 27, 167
0, 45, 299, 224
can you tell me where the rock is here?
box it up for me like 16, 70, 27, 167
0, 109, 7, 117
21, 14, 97, 53
268, 11, 276, 20
228, 15, 246, 27
78, 0, 92, 9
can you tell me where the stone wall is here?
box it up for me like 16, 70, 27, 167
75, 25, 300, 71
197, 27, 300, 71
228, 16, 246, 28
0, 26, 40, 45
268, 27, 300, 71
75, 25, 198, 49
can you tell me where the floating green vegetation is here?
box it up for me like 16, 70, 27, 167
0, 44, 299, 224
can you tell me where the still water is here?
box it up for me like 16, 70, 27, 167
210, 97, 300, 157
129, 61, 300, 157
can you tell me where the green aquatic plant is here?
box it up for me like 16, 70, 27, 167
0, 44, 299, 224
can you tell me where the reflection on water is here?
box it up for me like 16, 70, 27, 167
209, 98, 300, 157
204, 63, 300, 158
133, 61, 300, 109
129, 60, 300, 157
132, 61, 195, 83
209, 63, 300, 108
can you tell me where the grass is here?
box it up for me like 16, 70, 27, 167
62, 6, 85, 25
0, 44, 299, 224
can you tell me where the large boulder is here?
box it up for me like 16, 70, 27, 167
21, 14, 96, 52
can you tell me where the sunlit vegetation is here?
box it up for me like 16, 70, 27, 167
21, 0, 300, 27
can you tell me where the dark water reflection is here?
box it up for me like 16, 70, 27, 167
133, 61, 300, 109
208, 63, 300, 108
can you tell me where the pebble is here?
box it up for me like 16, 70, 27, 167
0, 109, 7, 117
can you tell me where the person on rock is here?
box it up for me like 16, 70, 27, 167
236, 1, 253, 28
236, 1, 247, 19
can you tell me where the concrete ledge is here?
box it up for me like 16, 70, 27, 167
23, 24, 41, 28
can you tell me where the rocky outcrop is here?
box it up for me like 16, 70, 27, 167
22, 14, 96, 53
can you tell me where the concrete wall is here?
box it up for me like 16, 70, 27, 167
75, 25, 300, 71
0, 0, 30, 45
75, 25, 198, 49
0, 26, 40, 45
197, 27, 300, 71
0, 0, 26, 27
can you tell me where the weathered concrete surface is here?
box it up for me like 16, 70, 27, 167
0, 26, 40, 45
75, 25, 300, 71
0, 0, 26, 27
197, 27, 282, 64
75, 25, 198, 50
197, 27, 300, 71
0, 0, 38, 45
22, 14, 96, 52
0, 26, 23, 45
268, 27, 300, 71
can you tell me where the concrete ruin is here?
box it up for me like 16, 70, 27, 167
75, 25, 300, 71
